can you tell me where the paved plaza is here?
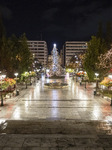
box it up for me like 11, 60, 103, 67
0, 75, 112, 149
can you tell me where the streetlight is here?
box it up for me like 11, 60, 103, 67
95, 73, 99, 78
84, 71, 87, 89
95, 73, 99, 88
14, 73, 18, 78
29, 71, 32, 85
0, 80, 3, 106
25, 72, 28, 89
75, 72, 78, 82
14, 73, 19, 96
94, 73, 99, 95
0, 74, 6, 106
79, 71, 83, 85
108, 75, 112, 106
36, 69, 40, 80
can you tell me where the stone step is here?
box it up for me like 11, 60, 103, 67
1, 133, 112, 149
0, 120, 112, 135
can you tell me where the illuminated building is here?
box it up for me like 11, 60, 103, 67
27, 41, 48, 66
62, 41, 87, 66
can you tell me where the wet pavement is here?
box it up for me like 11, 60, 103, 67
0, 75, 112, 149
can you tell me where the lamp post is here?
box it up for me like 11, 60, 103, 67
25, 72, 28, 89
14, 73, 19, 96
29, 71, 32, 85
0, 71, 2, 106
34, 70, 36, 83
0, 74, 6, 106
94, 73, 99, 95
84, 72, 87, 89
75, 70, 77, 82
14, 73, 18, 79
80, 71, 83, 85
85, 80, 86, 88
108, 75, 112, 106
0, 81, 3, 106
95, 73, 99, 88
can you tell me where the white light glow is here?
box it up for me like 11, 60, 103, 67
13, 107, 20, 119
46, 69, 49, 72
105, 116, 112, 123
0, 119, 7, 130
14, 73, 18, 77
95, 73, 99, 77
108, 75, 112, 79
93, 105, 100, 119
54, 43, 56, 48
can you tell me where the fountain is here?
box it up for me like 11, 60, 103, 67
44, 81, 68, 88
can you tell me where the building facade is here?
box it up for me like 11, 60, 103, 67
27, 41, 48, 66
62, 41, 87, 66
60, 49, 64, 67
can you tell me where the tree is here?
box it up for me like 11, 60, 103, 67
83, 36, 106, 80
18, 33, 32, 74
6, 34, 22, 77
0, 33, 32, 77
49, 44, 62, 76
66, 54, 82, 72
97, 49, 112, 77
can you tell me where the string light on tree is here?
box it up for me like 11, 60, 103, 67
50, 44, 62, 76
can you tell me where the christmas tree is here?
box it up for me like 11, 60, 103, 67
50, 44, 62, 76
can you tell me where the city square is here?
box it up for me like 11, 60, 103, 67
0, 75, 112, 149
0, 0, 112, 149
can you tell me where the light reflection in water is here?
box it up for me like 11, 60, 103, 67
93, 105, 101, 119
65, 73, 70, 83
72, 82, 74, 95
29, 94, 32, 100
52, 90, 59, 100
0, 119, 7, 130
25, 100, 29, 113
51, 90, 58, 117
46, 78, 50, 83
0, 119, 6, 125
79, 92, 88, 99
105, 116, 112, 123
41, 74, 45, 81
13, 107, 20, 119
34, 84, 40, 98
81, 100, 87, 108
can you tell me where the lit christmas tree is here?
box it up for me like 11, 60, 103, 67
50, 44, 62, 76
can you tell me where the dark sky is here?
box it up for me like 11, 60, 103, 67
0, 0, 112, 52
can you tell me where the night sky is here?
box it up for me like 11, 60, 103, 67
0, 0, 112, 52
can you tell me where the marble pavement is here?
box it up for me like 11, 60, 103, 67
0, 75, 112, 149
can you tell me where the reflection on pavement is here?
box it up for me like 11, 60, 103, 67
0, 75, 112, 124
